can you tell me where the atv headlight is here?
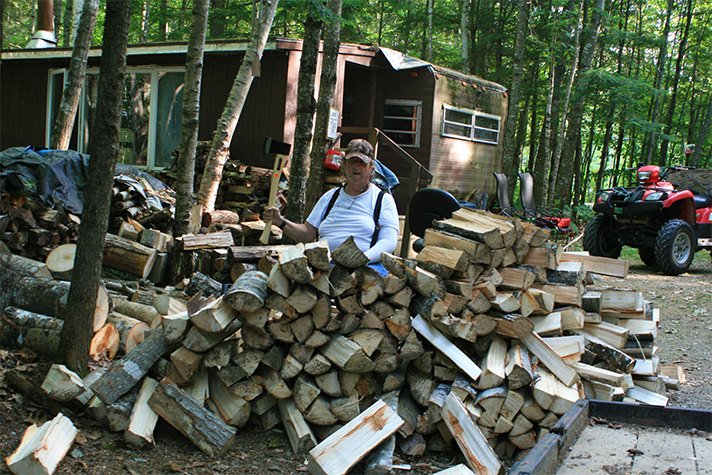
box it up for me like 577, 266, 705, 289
638, 170, 652, 181
644, 191, 667, 201
598, 192, 610, 203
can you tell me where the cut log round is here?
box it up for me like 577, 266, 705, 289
45, 243, 77, 280
108, 313, 150, 354
90, 323, 120, 360
202, 209, 241, 227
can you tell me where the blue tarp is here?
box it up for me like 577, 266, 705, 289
0, 146, 170, 215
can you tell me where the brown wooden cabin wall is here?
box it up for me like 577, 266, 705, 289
0, 61, 50, 149
429, 75, 508, 202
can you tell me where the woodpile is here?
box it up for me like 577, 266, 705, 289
1, 207, 684, 475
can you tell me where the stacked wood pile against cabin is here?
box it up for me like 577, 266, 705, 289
1, 208, 684, 475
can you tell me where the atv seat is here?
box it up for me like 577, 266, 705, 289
408, 188, 479, 252
693, 193, 712, 209
518, 172, 573, 238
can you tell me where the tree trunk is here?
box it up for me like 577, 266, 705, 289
209, 0, 226, 38
284, 5, 323, 226
426, 0, 433, 62
59, 0, 131, 375
50, 0, 99, 150
141, 0, 152, 42
659, 0, 693, 166
197, 0, 279, 214
158, 0, 168, 41
547, 0, 582, 206
553, 0, 605, 207
692, 97, 712, 168
642, 0, 673, 164
460, 0, 470, 73
500, 0, 528, 197
305, 0, 342, 214
172, 0, 210, 238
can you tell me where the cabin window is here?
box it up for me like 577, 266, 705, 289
47, 67, 185, 170
383, 100, 421, 147
441, 105, 500, 145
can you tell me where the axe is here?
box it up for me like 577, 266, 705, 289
259, 137, 291, 245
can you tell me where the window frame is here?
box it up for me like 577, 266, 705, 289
46, 66, 186, 170
441, 104, 501, 145
383, 99, 422, 148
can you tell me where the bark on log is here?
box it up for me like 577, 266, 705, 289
148, 378, 237, 456
91, 330, 171, 405
3, 271, 109, 332
103, 233, 157, 278
0, 307, 63, 357
224, 270, 268, 312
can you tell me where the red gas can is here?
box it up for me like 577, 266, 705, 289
324, 150, 344, 170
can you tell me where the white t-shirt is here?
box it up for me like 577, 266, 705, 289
307, 184, 399, 263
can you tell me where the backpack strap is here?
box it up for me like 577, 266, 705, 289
321, 186, 342, 222
370, 189, 387, 247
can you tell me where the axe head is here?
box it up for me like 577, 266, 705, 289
264, 137, 292, 156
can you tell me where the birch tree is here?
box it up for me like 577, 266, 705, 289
197, 0, 279, 214
173, 0, 210, 238
50, 0, 98, 150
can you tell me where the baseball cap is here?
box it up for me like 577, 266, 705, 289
344, 139, 374, 164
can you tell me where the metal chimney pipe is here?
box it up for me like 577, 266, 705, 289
26, 0, 57, 48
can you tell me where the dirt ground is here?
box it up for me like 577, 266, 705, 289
1, 250, 711, 475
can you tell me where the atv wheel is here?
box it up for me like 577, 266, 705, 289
638, 247, 657, 267
583, 215, 622, 259
655, 219, 695, 275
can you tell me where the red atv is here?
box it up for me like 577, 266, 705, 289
583, 164, 712, 275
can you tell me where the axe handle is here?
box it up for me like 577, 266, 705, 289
259, 154, 285, 245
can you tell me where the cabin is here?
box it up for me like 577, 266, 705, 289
0, 38, 508, 212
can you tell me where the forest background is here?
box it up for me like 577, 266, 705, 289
3, 0, 712, 213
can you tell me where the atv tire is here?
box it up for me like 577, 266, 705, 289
638, 247, 657, 267
655, 219, 695, 275
583, 215, 622, 259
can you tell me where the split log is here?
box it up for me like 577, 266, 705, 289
522, 243, 561, 270
441, 392, 502, 475
307, 399, 404, 475
521, 332, 579, 387
417, 246, 470, 273
331, 236, 369, 268
181, 230, 235, 250
184, 272, 222, 298
91, 330, 171, 405
5, 412, 78, 475
189, 296, 238, 333
278, 398, 317, 454
208, 374, 251, 427
279, 243, 314, 283
41, 364, 86, 403
90, 323, 120, 360
412, 315, 482, 381
475, 336, 507, 389
560, 252, 628, 278
422, 229, 491, 265
148, 378, 237, 456
304, 240, 331, 271
107, 313, 149, 354
432, 217, 504, 249
531, 368, 580, 415
103, 233, 157, 278
224, 270, 268, 312
319, 335, 376, 373
124, 377, 160, 446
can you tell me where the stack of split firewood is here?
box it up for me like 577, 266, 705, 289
2, 208, 684, 475
0, 193, 79, 259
